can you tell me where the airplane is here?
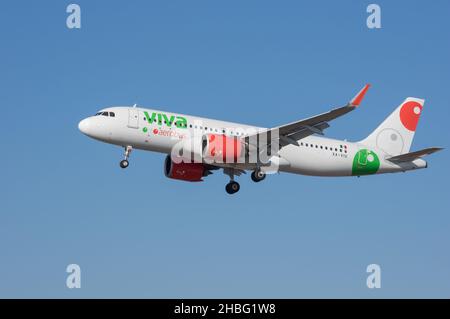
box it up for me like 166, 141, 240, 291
78, 84, 442, 194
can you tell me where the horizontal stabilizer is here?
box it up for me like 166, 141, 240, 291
386, 147, 443, 163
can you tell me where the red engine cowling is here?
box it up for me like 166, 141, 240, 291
202, 134, 243, 163
164, 155, 206, 182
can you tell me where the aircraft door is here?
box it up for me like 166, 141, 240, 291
128, 108, 139, 128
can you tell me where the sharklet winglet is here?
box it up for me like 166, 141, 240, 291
349, 84, 371, 107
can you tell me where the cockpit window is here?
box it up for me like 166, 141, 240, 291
94, 111, 115, 117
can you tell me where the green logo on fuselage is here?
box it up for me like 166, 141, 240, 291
144, 111, 187, 128
352, 149, 380, 176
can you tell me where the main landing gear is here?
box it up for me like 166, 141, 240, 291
223, 168, 266, 194
224, 168, 240, 195
225, 181, 240, 194
120, 146, 132, 169
251, 169, 266, 182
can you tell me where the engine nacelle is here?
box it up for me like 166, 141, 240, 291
202, 134, 244, 163
164, 155, 207, 182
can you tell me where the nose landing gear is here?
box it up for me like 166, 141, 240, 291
120, 160, 129, 168
120, 146, 132, 169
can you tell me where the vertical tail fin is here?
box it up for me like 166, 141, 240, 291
359, 97, 424, 156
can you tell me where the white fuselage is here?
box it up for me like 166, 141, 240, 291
78, 106, 427, 177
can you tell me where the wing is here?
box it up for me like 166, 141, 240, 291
386, 147, 443, 163
245, 84, 370, 147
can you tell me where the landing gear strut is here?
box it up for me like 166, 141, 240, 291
251, 169, 266, 182
120, 146, 132, 169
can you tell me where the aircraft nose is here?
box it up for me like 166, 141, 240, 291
78, 118, 91, 135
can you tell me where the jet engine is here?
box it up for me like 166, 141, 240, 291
164, 155, 212, 182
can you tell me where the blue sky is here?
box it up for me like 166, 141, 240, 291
0, 0, 449, 298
